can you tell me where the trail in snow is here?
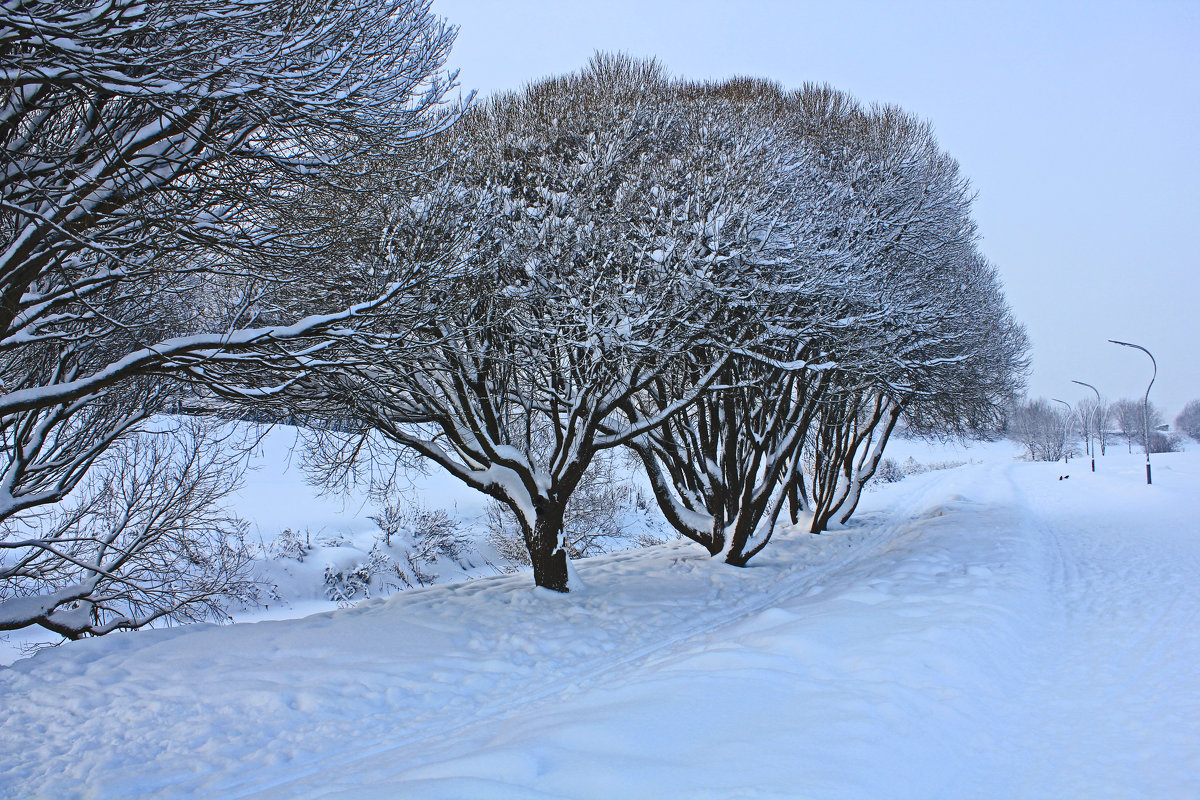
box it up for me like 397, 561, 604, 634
223, 464, 967, 800
1006, 456, 1200, 797
0, 465, 963, 800
327, 462, 1047, 800
1, 450, 1198, 799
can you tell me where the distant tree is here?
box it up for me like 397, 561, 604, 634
1110, 399, 1165, 453
1111, 399, 1140, 453
1093, 398, 1111, 456
1075, 397, 1108, 457
1010, 398, 1072, 462
1176, 400, 1200, 443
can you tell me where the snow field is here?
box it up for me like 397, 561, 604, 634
1, 446, 1198, 798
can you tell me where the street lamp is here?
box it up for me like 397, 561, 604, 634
1071, 379, 1101, 472
1052, 398, 1072, 464
1108, 339, 1156, 485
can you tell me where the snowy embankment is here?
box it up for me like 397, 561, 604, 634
2, 447, 1199, 799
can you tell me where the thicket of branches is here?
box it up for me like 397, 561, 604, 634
293, 55, 1027, 591
0, 419, 260, 637
1, 0, 461, 635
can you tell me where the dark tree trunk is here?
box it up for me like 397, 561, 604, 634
526, 503, 570, 592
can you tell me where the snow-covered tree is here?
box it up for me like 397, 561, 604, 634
297, 58, 1026, 582
1111, 398, 1164, 453
626, 342, 836, 564
1010, 398, 1073, 462
798, 100, 1026, 531
1176, 400, 1200, 443
1, 0, 460, 633
632, 84, 1027, 546
620, 80, 855, 563
298, 55, 799, 591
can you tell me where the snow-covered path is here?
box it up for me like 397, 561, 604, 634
2, 453, 1198, 799
1005, 457, 1200, 797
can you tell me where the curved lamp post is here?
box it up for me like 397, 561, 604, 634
1109, 339, 1156, 485
1072, 379, 1101, 472
1052, 398, 1072, 464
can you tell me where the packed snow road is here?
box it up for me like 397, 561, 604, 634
1, 451, 1198, 799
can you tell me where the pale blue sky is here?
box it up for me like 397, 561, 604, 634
433, 0, 1200, 416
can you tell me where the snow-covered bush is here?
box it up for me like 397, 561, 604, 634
867, 456, 968, 489
902, 457, 968, 476
370, 503, 472, 566
316, 503, 475, 606
271, 529, 313, 563
1149, 431, 1183, 454
875, 458, 907, 484
324, 563, 373, 605
485, 507, 530, 572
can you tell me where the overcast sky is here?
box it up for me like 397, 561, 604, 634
432, 0, 1199, 416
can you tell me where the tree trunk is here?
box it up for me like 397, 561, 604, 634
526, 503, 570, 592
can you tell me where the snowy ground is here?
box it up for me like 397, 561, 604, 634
2, 441, 1199, 799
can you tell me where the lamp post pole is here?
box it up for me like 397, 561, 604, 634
1052, 398, 1073, 464
1109, 340, 1156, 485
1072, 380, 1101, 473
